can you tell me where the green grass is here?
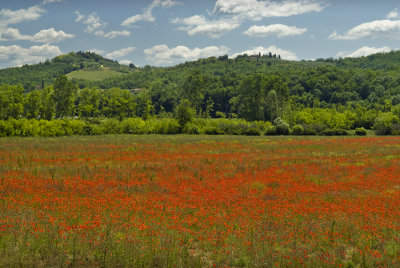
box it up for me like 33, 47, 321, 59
66, 68, 124, 81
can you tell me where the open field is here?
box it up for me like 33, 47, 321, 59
1, 135, 400, 267
66, 68, 124, 81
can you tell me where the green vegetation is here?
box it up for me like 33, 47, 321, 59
0, 51, 134, 91
66, 68, 124, 81
1, 50, 400, 136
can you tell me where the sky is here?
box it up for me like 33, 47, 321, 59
0, 0, 399, 68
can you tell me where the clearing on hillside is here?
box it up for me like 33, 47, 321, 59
66, 68, 124, 81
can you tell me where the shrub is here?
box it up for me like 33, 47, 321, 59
204, 126, 224, 135
65, 119, 86, 135
392, 124, 400, 135
244, 127, 261, 136
265, 126, 277, 135
100, 119, 122, 134
121, 118, 146, 134
320, 128, 349, 136
301, 124, 323, 135
355, 127, 367, 136
182, 122, 200, 134
291, 124, 304, 135
274, 118, 290, 135
151, 118, 180, 134
374, 112, 399, 135
0, 120, 13, 137
39, 120, 66, 137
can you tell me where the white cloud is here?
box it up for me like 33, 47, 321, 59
82, 13, 107, 34
75, 12, 130, 39
0, 44, 62, 67
0, 27, 74, 43
244, 24, 307, 37
0, 5, 45, 26
172, 15, 240, 38
121, 0, 180, 27
0, 28, 30, 41
144, 44, 230, 65
231, 45, 297, 60
337, 46, 391, 58
42, 0, 65, 4
387, 8, 399, 19
31, 28, 74, 43
214, 0, 326, 20
329, 19, 400, 40
74, 11, 85, 22
121, 12, 154, 27
105, 47, 135, 59
102, 30, 130, 39
173, 0, 322, 38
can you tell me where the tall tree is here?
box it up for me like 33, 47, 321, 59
53, 75, 76, 118
76, 88, 100, 119
181, 70, 206, 115
234, 74, 289, 121
0, 84, 24, 119
24, 90, 42, 119
40, 86, 56, 120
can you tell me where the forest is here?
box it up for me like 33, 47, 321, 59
1, 51, 400, 136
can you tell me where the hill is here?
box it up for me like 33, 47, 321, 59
0, 51, 135, 92
0, 50, 400, 135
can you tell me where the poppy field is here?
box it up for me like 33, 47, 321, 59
1, 135, 400, 267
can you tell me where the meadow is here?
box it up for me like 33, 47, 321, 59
66, 68, 124, 81
0, 135, 399, 267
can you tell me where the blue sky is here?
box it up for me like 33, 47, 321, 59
0, 0, 399, 68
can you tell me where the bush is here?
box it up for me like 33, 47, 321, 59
182, 122, 200, 134
274, 118, 290, 135
392, 124, 400, 135
301, 124, 324, 135
355, 127, 367, 136
39, 120, 66, 137
204, 126, 224, 135
374, 112, 399, 135
244, 127, 261, 136
291, 124, 304, 135
320, 128, 349, 136
265, 126, 277, 135
65, 119, 86, 135
120, 118, 146, 134
0, 120, 13, 137
100, 119, 122, 134
146, 118, 180, 134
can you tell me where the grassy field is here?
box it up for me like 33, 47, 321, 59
66, 68, 124, 81
0, 135, 400, 267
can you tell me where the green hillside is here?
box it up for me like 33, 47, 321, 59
66, 68, 124, 81
0, 51, 135, 91
1, 50, 400, 136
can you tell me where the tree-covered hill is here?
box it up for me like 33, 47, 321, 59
1, 50, 400, 135
0, 51, 136, 92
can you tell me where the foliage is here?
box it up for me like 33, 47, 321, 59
355, 127, 367, 136
1, 51, 400, 134
176, 99, 195, 129
53, 75, 77, 118
291, 124, 304, 135
274, 117, 290, 135
320, 128, 349, 136
374, 112, 399, 135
